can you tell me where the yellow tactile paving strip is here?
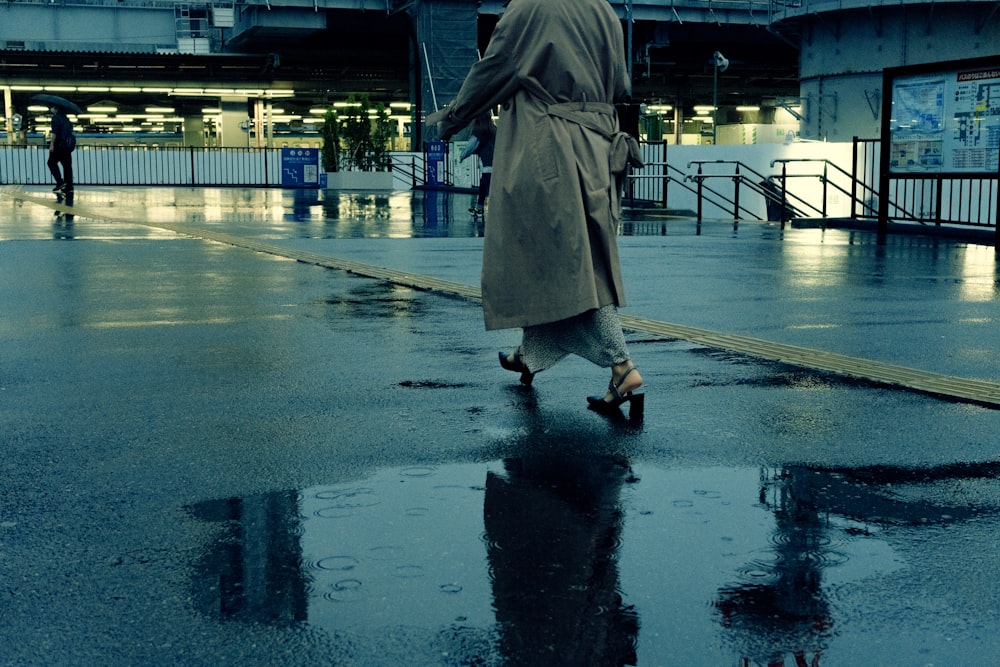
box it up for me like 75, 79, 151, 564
6, 185, 1000, 408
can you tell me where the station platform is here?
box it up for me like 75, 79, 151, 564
2, 185, 999, 666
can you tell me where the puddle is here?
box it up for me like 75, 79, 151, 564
186, 457, 1000, 665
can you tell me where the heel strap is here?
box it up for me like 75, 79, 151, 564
610, 366, 639, 400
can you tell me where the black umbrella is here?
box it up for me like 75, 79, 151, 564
30, 93, 82, 114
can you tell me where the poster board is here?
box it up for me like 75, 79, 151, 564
886, 58, 1000, 175
425, 140, 447, 187
280, 147, 320, 188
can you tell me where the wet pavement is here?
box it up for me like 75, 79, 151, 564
1, 185, 999, 666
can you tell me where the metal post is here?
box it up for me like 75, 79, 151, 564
712, 64, 718, 145
821, 161, 828, 218
733, 163, 741, 221
851, 136, 859, 219
661, 141, 668, 209
935, 177, 944, 226
780, 162, 788, 224
696, 163, 704, 222
711, 51, 727, 146
995, 161, 1000, 248
422, 42, 438, 112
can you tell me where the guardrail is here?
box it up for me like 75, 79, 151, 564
0, 144, 412, 188
626, 137, 998, 234
0, 144, 286, 186
687, 159, 806, 223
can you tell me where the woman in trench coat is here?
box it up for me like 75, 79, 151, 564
431, 0, 644, 416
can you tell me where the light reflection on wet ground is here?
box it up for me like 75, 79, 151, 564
3, 186, 1000, 665
185, 456, 1000, 666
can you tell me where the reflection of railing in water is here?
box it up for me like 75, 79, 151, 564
718, 461, 1000, 665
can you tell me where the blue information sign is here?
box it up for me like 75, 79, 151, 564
281, 147, 320, 187
426, 140, 447, 187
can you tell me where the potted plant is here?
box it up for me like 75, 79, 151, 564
321, 95, 395, 190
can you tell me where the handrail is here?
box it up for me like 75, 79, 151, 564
625, 138, 996, 232
391, 153, 426, 189
689, 159, 772, 184
771, 156, 929, 225
627, 158, 708, 210
686, 160, 794, 222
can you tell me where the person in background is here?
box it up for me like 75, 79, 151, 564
460, 112, 496, 216
428, 0, 644, 418
47, 105, 76, 193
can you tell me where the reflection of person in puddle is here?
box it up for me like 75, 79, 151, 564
484, 455, 639, 666
716, 467, 832, 665
52, 189, 75, 239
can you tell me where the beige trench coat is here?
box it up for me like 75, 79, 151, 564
435, 0, 631, 331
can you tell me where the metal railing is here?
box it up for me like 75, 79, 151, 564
4, 139, 995, 235
626, 142, 746, 218
390, 153, 427, 189
853, 138, 999, 231
687, 159, 808, 223
625, 137, 999, 234
0, 145, 284, 186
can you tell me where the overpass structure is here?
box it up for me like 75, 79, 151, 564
1, 0, 998, 147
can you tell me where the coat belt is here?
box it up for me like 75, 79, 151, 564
545, 102, 645, 174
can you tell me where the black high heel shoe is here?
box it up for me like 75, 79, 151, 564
587, 367, 644, 419
498, 349, 535, 385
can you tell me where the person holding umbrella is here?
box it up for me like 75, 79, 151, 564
47, 103, 76, 192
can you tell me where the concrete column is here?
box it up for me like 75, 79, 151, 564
253, 99, 265, 148
219, 97, 250, 148
183, 115, 206, 147
791, 4, 1000, 140
3, 86, 13, 139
